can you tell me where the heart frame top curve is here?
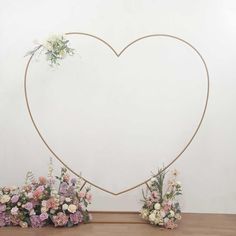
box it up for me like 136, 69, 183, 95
24, 32, 210, 196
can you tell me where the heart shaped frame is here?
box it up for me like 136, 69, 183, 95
24, 33, 210, 195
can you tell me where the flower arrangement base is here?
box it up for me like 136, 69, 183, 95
0, 166, 92, 228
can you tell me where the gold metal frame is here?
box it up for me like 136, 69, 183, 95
24, 32, 210, 196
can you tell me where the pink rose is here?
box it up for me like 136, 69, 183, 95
152, 191, 158, 198
52, 212, 68, 227
85, 193, 92, 202
78, 192, 85, 198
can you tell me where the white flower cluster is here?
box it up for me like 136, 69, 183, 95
140, 169, 182, 229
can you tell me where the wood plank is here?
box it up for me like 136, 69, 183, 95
0, 212, 235, 236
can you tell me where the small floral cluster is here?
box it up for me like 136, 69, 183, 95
0, 165, 92, 228
140, 169, 182, 229
26, 34, 74, 66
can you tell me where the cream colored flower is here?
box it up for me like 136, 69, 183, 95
41, 207, 47, 213
62, 204, 68, 211
169, 210, 175, 217
154, 203, 161, 210
0, 194, 10, 204
140, 209, 149, 220
149, 213, 156, 222
68, 204, 77, 213
20, 221, 28, 228
175, 213, 182, 220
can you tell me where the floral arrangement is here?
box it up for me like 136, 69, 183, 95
140, 169, 182, 229
0, 162, 92, 228
26, 34, 74, 66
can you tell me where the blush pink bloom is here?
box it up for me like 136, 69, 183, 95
33, 186, 44, 199
151, 191, 158, 198
39, 176, 47, 185
52, 212, 68, 227
163, 204, 171, 212
46, 198, 59, 210
78, 192, 85, 198
85, 193, 92, 202
165, 219, 177, 229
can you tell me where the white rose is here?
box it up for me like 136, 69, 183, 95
68, 204, 77, 213
62, 204, 68, 211
65, 197, 71, 203
50, 209, 56, 214
0, 195, 10, 204
154, 203, 161, 210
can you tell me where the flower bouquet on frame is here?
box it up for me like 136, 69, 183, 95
0, 162, 92, 228
140, 169, 182, 229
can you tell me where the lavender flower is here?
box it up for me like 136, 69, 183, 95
69, 211, 83, 225
24, 202, 33, 211
11, 195, 19, 204
0, 205, 6, 213
30, 215, 44, 228
59, 182, 68, 194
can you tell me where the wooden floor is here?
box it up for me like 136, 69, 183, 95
0, 212, 236, 236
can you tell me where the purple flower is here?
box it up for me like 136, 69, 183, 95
65, 186, 74, 197
39, 212, 48, 221
0, 205, 6, 213
24, 202, 33, 211
59, 182, 68, 194
69, 211, 83, 225
30, 215, 44, 228
11, 195, 19, 203
0, 212, 11, 227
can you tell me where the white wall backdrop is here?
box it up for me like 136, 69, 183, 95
0, 0, 236, 213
